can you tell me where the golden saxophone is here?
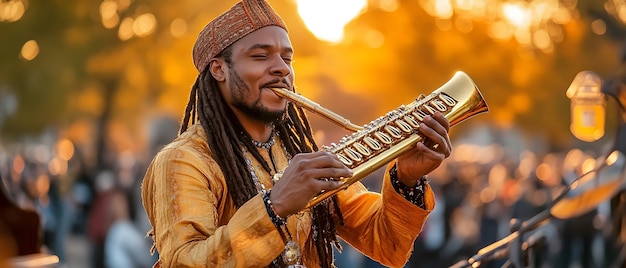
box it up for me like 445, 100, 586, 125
272, 71, 489, 208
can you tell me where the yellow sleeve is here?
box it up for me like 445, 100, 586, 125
334, 162, 435, 268
141, 146, 285, 268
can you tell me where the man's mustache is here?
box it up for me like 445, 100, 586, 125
261, 78, 291, 90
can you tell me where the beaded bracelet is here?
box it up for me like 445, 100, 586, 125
390, 163, 427, 209
262, 189, 287, 229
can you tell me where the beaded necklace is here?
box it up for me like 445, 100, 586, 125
242, 131, 304, 267
251, 131, 275, 150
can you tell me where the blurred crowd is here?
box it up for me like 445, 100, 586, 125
334, 127, 626, 268
0, 143, 158, 267
1, 122, 625, 268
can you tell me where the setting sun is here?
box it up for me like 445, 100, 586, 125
295, 0, 367, 43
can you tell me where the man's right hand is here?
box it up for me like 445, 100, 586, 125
269, 151, 353, 217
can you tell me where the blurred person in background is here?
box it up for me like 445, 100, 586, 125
69, 150, 96, 236
104, 189, 153, 268
19, 160, 74, 264
140, 0, 452, 267
0, 171, 41, 264
87, 170, 117, 268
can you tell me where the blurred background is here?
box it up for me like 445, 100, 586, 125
1, 0, 626, 267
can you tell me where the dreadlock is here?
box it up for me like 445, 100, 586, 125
179, 46, 343, 268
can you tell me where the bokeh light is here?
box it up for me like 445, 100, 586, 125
169, 18, 187, 38
0, 0, 25, 22
20, 40, 39, 61
133, 13, 156, 37
56, 139, 75, 161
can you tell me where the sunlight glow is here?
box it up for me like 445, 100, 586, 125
434, 0, 454, 19
296, 0, 367, 43
502, 2, 530, 28
419, 0, 577, 53
489, 21, 513, 40
377, 0, 399, 12
364, 30, 385, 48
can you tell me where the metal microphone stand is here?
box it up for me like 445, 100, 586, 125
448, 204, 553, 268
602, 49, 626, 267
451, 47, 626, 268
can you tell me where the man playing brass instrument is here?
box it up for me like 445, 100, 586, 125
141, 0, 452, 267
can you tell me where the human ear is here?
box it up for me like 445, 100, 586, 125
209, 58, 226, 82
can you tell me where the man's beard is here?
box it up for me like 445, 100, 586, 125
229, 69, 285, 124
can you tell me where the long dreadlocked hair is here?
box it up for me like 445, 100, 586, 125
179, 47, 344, 268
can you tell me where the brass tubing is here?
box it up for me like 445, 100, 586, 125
273, 71, 489, 209
270, 88, 364, 132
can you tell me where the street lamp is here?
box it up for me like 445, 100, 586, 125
566, 71, 607, 142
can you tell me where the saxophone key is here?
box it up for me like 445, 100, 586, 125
374, 131, 393, 145
439, 93, 457, 106
336, 152, 353, 166
343, 147, 363, 162
363, 136, 382, 150
430, 99, 448, 112
395, 119, 413, 133
412, 110, 429, 121
352, 142, 372, 156
384, 125, 402, 139
403, 115, 420, 128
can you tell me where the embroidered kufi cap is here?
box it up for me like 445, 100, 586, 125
192, 0, 287, 73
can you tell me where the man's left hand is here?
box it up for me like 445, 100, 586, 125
395, 112, 451, 186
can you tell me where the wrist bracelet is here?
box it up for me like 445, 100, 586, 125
390, 163, 427, 209
262, 189, 287, 229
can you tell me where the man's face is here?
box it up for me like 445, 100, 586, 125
216, 26, 294, 124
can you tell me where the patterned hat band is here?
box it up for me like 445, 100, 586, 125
192, 0, 288, 73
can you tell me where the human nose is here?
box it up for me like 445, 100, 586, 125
269, 56, 291, 77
